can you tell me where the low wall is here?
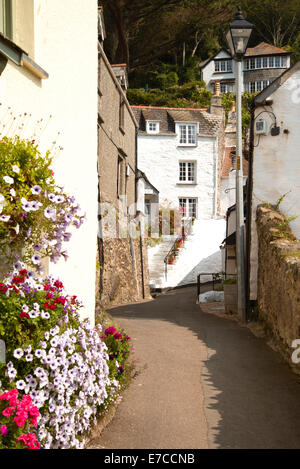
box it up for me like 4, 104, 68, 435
256, 205, 300, 358
98, 237, 151, 308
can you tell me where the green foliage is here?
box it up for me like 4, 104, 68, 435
223, 277, 237, 285
0, 137, 84, 271
101, 326, 132, 386
127, 80, 212, 109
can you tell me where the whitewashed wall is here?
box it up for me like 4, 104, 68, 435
0, 0, 98, 323
137, 134, 217, 219
202, 50, 237, 93
250, 69, 300, 300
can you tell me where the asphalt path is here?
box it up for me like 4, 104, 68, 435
89, 287, 300, 449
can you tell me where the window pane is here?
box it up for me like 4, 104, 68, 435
250, 82, 255, 93
256, 81, 262, 92
215, 61, 220, 72
180, 125, 187, 144
188, 162, 195, 181
188, 125, 196, 144
220, 60, 226, 72
263, 57, 268, 68
188, 199, 197, 218
179, 162, 186, 181
275, 56, 281, 67
256, 58, 261, 69
227, 60, 232, 72
269, 57, 274, 68
250, 58, 255, 69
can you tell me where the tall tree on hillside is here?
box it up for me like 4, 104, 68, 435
240, 0, 300, 47
100, 0, 235, 71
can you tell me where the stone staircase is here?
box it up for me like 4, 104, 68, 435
148, 219, 226, 289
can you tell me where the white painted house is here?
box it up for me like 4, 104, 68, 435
247, 61, 300, 304
200, 42, 291, 94
132, 101, 227, 287
0, 0, 98, 324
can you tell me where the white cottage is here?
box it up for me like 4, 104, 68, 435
200, 43, 291, 95
132, 99, 227, 288
0, 0, 98, 323
247, 61, 300, 305
132, 100, 225, 220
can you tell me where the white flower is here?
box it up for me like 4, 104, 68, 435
29, 310, 39, 319
3, 176, 14, 184
0, 215, 10, 222
32, 254, 42, 265
13, 348, 24, 359
16, 380, 26, 390
31, 185, 42, 195
25, 354, 34, 362
0, 194, 5, 203
12, 165, 20, 173
10, 188, 16, 197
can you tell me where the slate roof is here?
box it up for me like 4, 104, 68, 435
245, 42, 290, 57
131, 106, 223, 137
221, 147, 249, 178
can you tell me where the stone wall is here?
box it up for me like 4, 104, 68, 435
256, 205, 300, 357
98, 236, 151, 308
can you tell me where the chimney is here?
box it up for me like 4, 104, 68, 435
210, 82, 223, 116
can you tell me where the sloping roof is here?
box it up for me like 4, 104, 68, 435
131, 106, 222, 137
136, 169, 159, 194
245, 42, 290, 57
254, 60, 300, 106
199, 48, 231, 69
222, 147, 249, 178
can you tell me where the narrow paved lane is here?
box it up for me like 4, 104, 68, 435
90, 287, 300, 449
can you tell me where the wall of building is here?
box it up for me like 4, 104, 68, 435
98, 47, 137, 212
256, 205, 300, 361
249, 69, 300, 300
0, 0, 99, 324
202, 50, 236, 93
137, 134, 217, 219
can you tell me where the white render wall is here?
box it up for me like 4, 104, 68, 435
0, 0, 98, 323
250, 69, 300, 300
201, 50, 238, 93
137, 134, 217, 219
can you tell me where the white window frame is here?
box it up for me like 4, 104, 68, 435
178, 161, 196, 184
179, 198, 197, 219
214, 59, 232, 73
177, 123, 198, 147
247, 80, 270, 93
146, 121, 160, 134
0, 0, 13, 39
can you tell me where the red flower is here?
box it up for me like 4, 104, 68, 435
20, 312, 30, 319
46, 292, 53, 300
50, 303, 57, 310
44, 302, 50, 309
54, 280, 63, 289
114, 332, 122, 340
43, 284, 51, 291
19, 269, 28, 277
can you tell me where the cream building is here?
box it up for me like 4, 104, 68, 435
0, 0, 99, 324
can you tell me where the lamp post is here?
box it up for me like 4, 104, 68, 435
226, 6, 254, 322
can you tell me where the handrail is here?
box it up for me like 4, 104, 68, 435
196, 272, 237, 297
164, 218, 194, 280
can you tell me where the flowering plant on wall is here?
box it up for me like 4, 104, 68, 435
0, 389, 40, 449
0, 265, 118, 449
0, 137, 85, 271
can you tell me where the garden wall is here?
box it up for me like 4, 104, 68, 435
98, 237, 151, 308
256, 205, 300, 356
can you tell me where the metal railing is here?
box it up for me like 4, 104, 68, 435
164, 218, 194, 280
197, 272, 237, 297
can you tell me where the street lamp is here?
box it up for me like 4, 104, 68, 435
226, 6, 254, 322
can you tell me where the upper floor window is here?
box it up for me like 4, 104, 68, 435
178, 124, 197, 146
246, 80, 270, 93
179, 161, 196, 183
0, 0, 13, 40
119, 98, 125, 133
146, 121, 159, 134
244, 55, 287, 70
215, 59, 232, 73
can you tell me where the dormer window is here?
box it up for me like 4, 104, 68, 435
146, 121, 159, 134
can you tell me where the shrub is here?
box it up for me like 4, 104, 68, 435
0, 137, 85, 272
0, 264, 118, 449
